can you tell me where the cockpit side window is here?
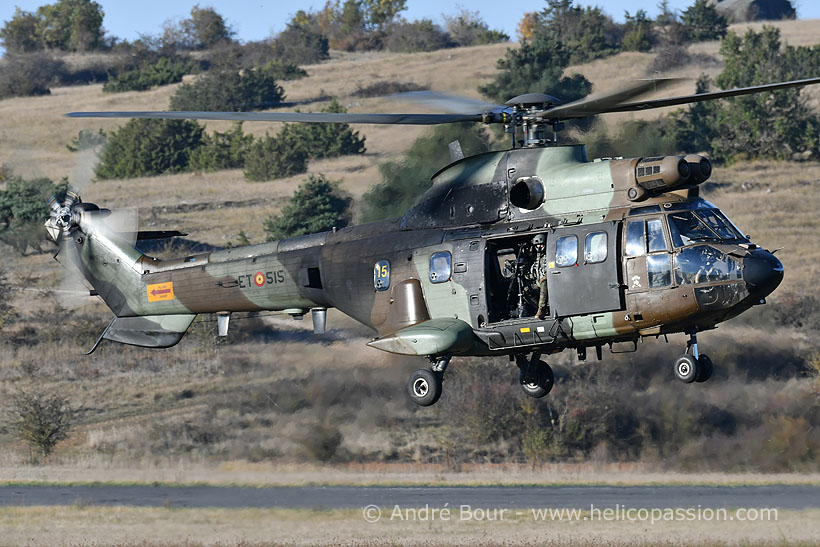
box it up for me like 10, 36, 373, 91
696, 210, 735, 239
667, 211, 719, 247
625, 220, 645, 257
647, 218, 667, 252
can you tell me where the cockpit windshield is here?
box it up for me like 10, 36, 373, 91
667, 209, 746, 247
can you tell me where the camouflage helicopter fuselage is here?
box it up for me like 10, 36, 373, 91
55, 144, 783, 362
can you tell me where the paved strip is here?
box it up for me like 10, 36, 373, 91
1, 485, 819, 509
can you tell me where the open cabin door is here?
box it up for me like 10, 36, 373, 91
546, 222, 623, 317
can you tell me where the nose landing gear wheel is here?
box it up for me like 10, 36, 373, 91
407, 369, 442, 406
520, 360, 554, 398
674, 354, 699, 383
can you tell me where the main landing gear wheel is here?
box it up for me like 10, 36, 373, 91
520, 360, 554, 398
674, 354, 698, 383
407, 369, 442, 406
695, 354, 713, 383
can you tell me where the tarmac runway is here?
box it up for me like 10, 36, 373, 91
1, 484, 819, 509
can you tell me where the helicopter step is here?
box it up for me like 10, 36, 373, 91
515, 353, 554, 398
673, 330, 713, 383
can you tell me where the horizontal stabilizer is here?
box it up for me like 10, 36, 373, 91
87, 314, 196, 353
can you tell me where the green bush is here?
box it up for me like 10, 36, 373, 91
189, 123, 254, 172
536, 0, 621, 65
666, 27, 820, 163
622, 9, 654, 52
258, 59, 308, 81
0, 0, 105, 53
170, 67, 284, 111
361, 123, 491, 222
96, 119, 205, 179
279, 99, 366, 159
0, 175, 66, 254
0, 267, 13, 329
383, 19, 449, 53
271, 24, 329, 65
681, 0, 728, 42
264, 174, 351, 240
103, 57, 195, 93
243, 134, 308, 181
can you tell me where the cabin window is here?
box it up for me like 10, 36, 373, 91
555, 235, 578, 267
429, 251, 452, 283
647, 218, 667, 252
625, 220, 645, 257
374, 260, 390, 291
584, 232, 607, 263
647, 254, 672, 288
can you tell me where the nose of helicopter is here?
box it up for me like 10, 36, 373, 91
743, 250, 784, 298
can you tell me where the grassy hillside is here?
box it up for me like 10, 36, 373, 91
1, 20, 819, 476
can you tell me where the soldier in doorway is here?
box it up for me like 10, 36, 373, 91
530, 233, 549, 318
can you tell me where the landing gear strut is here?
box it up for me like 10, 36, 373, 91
674, 330, 713, 383
407, 356, 450, 406
516, 353, 554, 398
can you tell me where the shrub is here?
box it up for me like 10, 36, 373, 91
0, 175, 66, 254
621, 9, 654, 52
103, 56, 195, 93
279, 99, 366, 159
243, 133, 308, 181
443, 9, 509, 47
0, 268, 13, 329
383, 19, 450, 53
351, 80, 426, 98
6, 391, 74, 462
361, 123, 491, 222
666, 27, 820, 163
189, 122, 254, 172
257, 59, 308, 81
0, 52, 67, 99
170, 67, 284, 111
478, 33, 592, 107
681, 0, 728, 42
271, 24, 329, 65
536, 0, 621, 65
263, 174, 352, 240
181, 5, 233, 49
0, 0, 105, 53
96, 119, 205, 179
0, 8, 40, 53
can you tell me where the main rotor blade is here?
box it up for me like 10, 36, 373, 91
66, 110, 483, 125
550, 76, 820, 119
388, 90, 505, 114
538, 78, 684, 120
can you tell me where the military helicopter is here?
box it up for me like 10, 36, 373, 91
51, 75, 820, 406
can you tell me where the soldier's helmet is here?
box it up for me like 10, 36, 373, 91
532, 233, 546, 245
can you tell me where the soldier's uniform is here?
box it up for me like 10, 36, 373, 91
530, 234, 549, 318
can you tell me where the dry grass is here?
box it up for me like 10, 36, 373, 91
2, 462, 820, 487
0, 506, 817, 545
